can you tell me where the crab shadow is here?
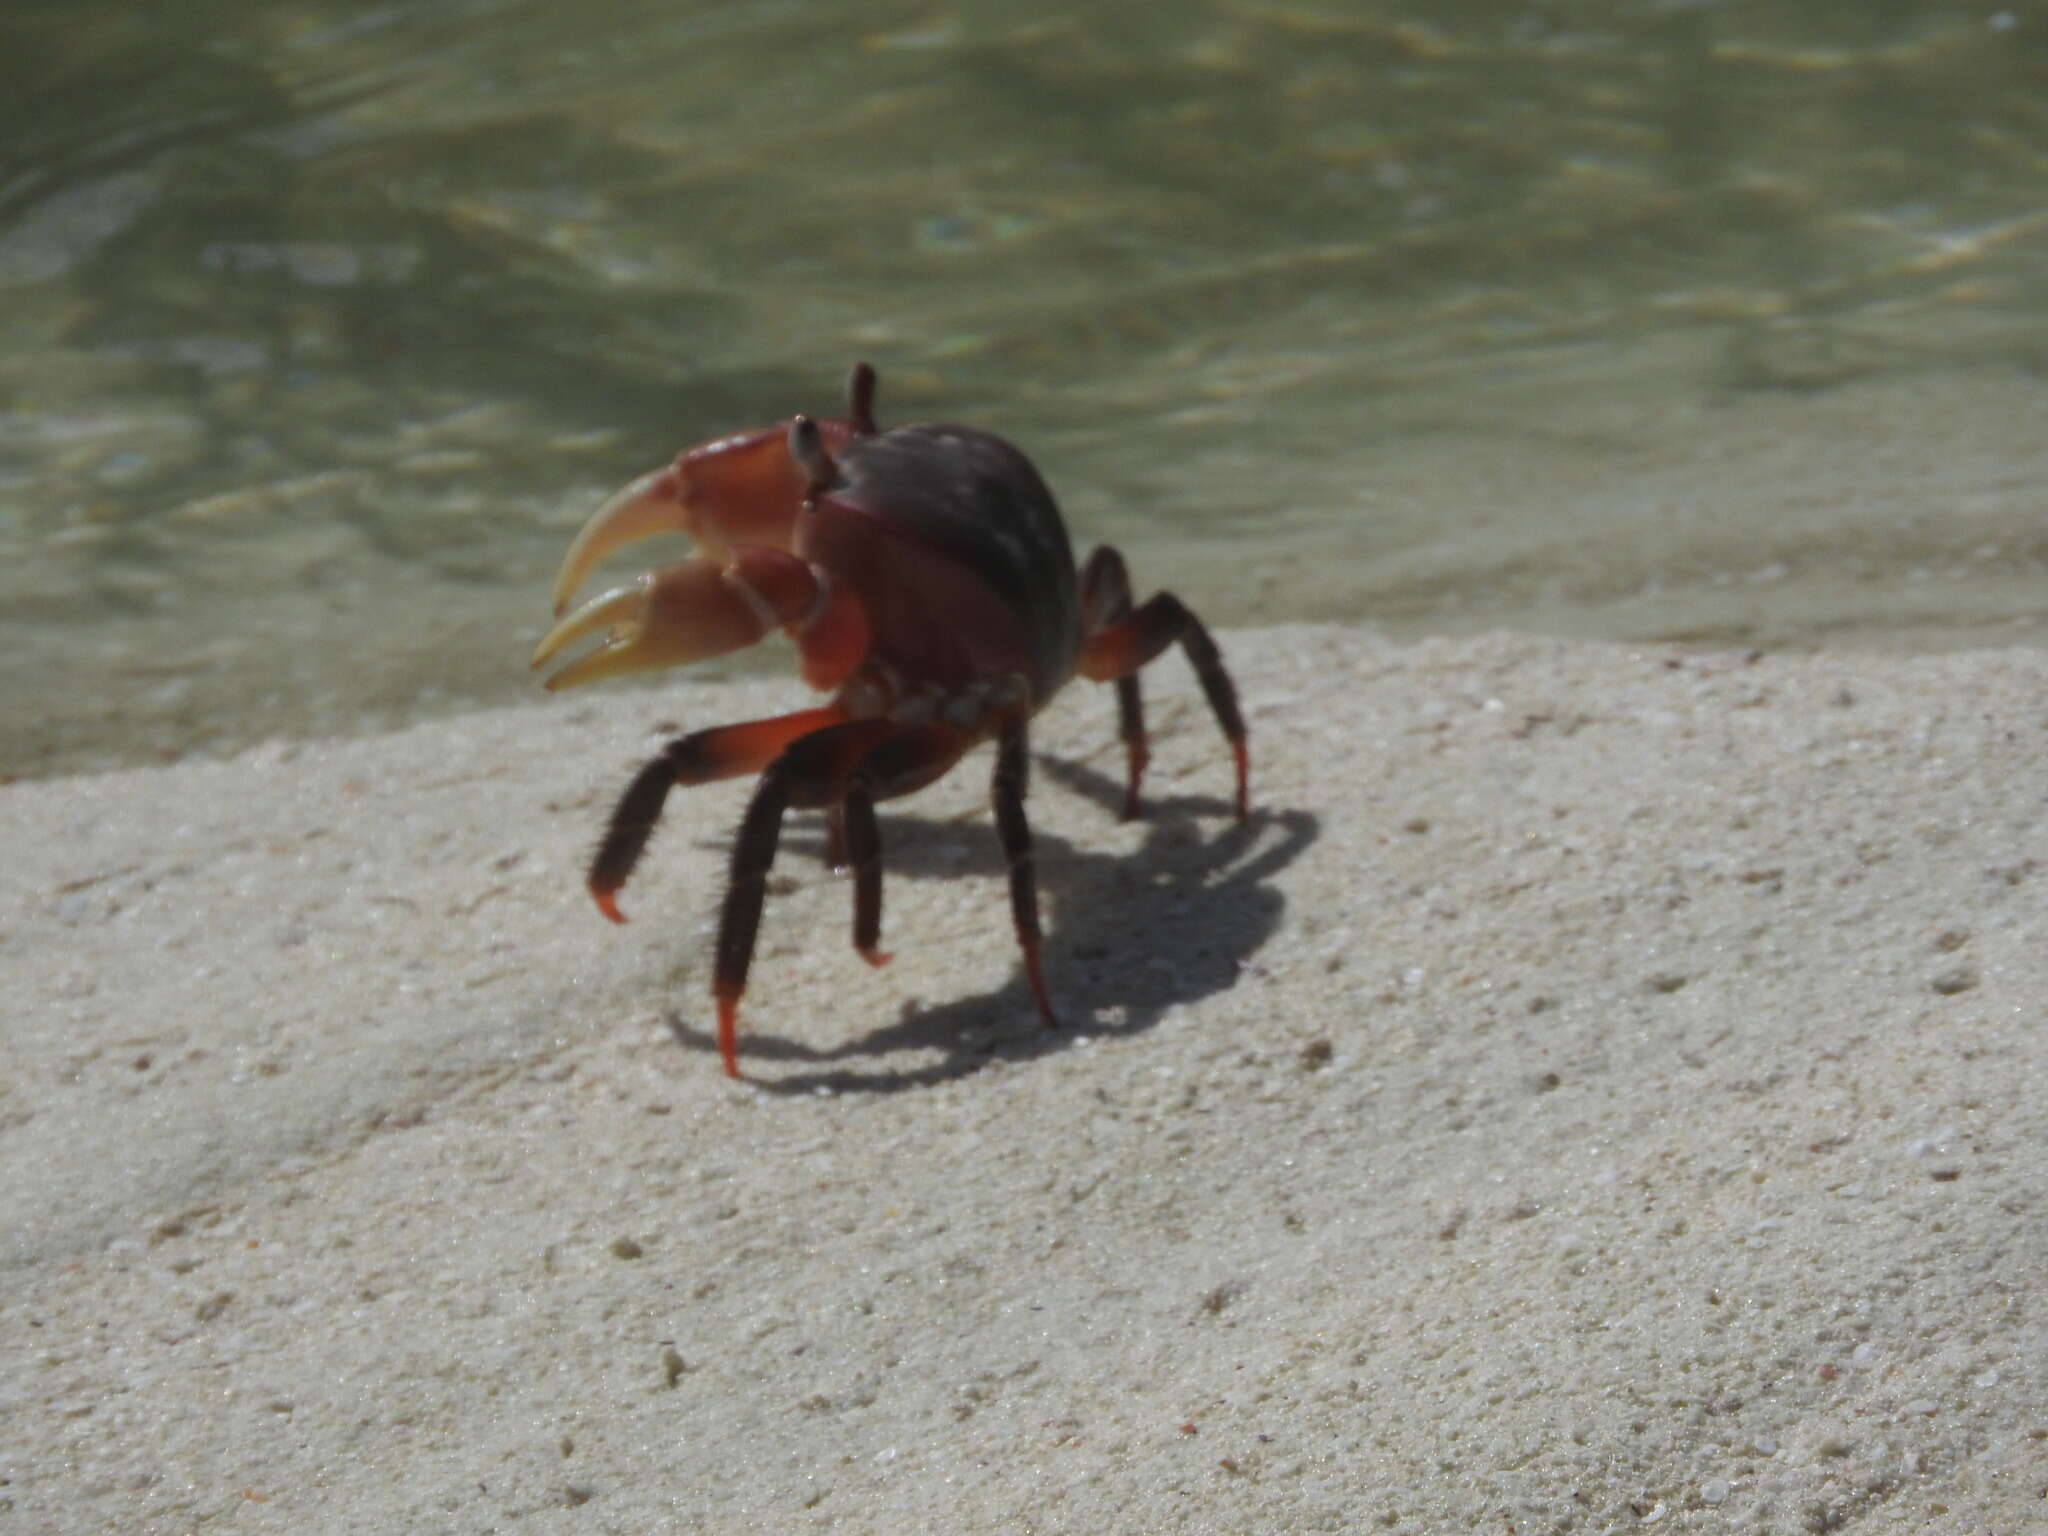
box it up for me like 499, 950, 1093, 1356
662, 754, 1319, 1093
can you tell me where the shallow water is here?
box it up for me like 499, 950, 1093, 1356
3, 1, 2045, 777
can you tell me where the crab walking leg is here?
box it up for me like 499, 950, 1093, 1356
840, 779, 890, 967
585, 706, 850, 923
831, 718, 977, 970
711, 721, 967, 1077
992, 721, 1059, 1030
1076, 581, 1251, 819
1078, 545, 1150, 820
714, 762, 793, 1078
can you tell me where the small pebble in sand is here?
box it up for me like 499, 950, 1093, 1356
1929, 965, 1976, 995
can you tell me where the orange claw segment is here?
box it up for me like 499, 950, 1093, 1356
674, 415, 864, 555
726, 544, 822, 622
794, 576, 871, 692
675, 425, 806, 558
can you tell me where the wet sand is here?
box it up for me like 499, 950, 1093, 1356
2, 627, 2043, 1532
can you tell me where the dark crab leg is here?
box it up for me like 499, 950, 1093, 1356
713, 721, 969, 1078
586, 706, 850, 922
1078, 546, 1150, 820
840, 777, 890, 968
991, 719, 1058, 1031
1076, 552, 1250, 818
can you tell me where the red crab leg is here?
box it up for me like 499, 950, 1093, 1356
1076, 572, 1250, 818
585, 706, 850, 923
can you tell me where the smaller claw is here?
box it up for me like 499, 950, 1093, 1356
532, 576, 665, 692
530, 563, 758, 692
532, 549, 827, 692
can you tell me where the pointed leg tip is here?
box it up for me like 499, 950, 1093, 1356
1021, 952, 1058, 1033
716, 994, 741, 1078
591, 886, 628, 924
859, 948, 894, 969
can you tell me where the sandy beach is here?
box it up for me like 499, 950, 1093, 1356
3, 626, 2042, 1533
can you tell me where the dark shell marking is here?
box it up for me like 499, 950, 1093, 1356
830, 424, 1080, 694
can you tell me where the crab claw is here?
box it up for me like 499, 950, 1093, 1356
549, 417, 869, 615
533, 561, 768, 692
549, 466, 684, 617
531, 550, 826, 692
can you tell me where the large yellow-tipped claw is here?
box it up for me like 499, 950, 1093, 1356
530, 560, 775, 692
549, 466, 689, 616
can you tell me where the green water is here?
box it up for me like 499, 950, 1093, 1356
3, 1, 2045, 777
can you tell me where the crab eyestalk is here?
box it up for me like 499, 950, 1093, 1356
787, 413, 838, 495
845, 361, 878, 436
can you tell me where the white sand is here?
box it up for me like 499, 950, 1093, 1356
3, 627, 2042, 1533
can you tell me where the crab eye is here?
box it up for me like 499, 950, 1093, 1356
788, 413, 837, 494
845, 360, 879, 436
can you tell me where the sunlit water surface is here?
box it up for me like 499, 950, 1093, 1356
4, 1, 2045, 776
